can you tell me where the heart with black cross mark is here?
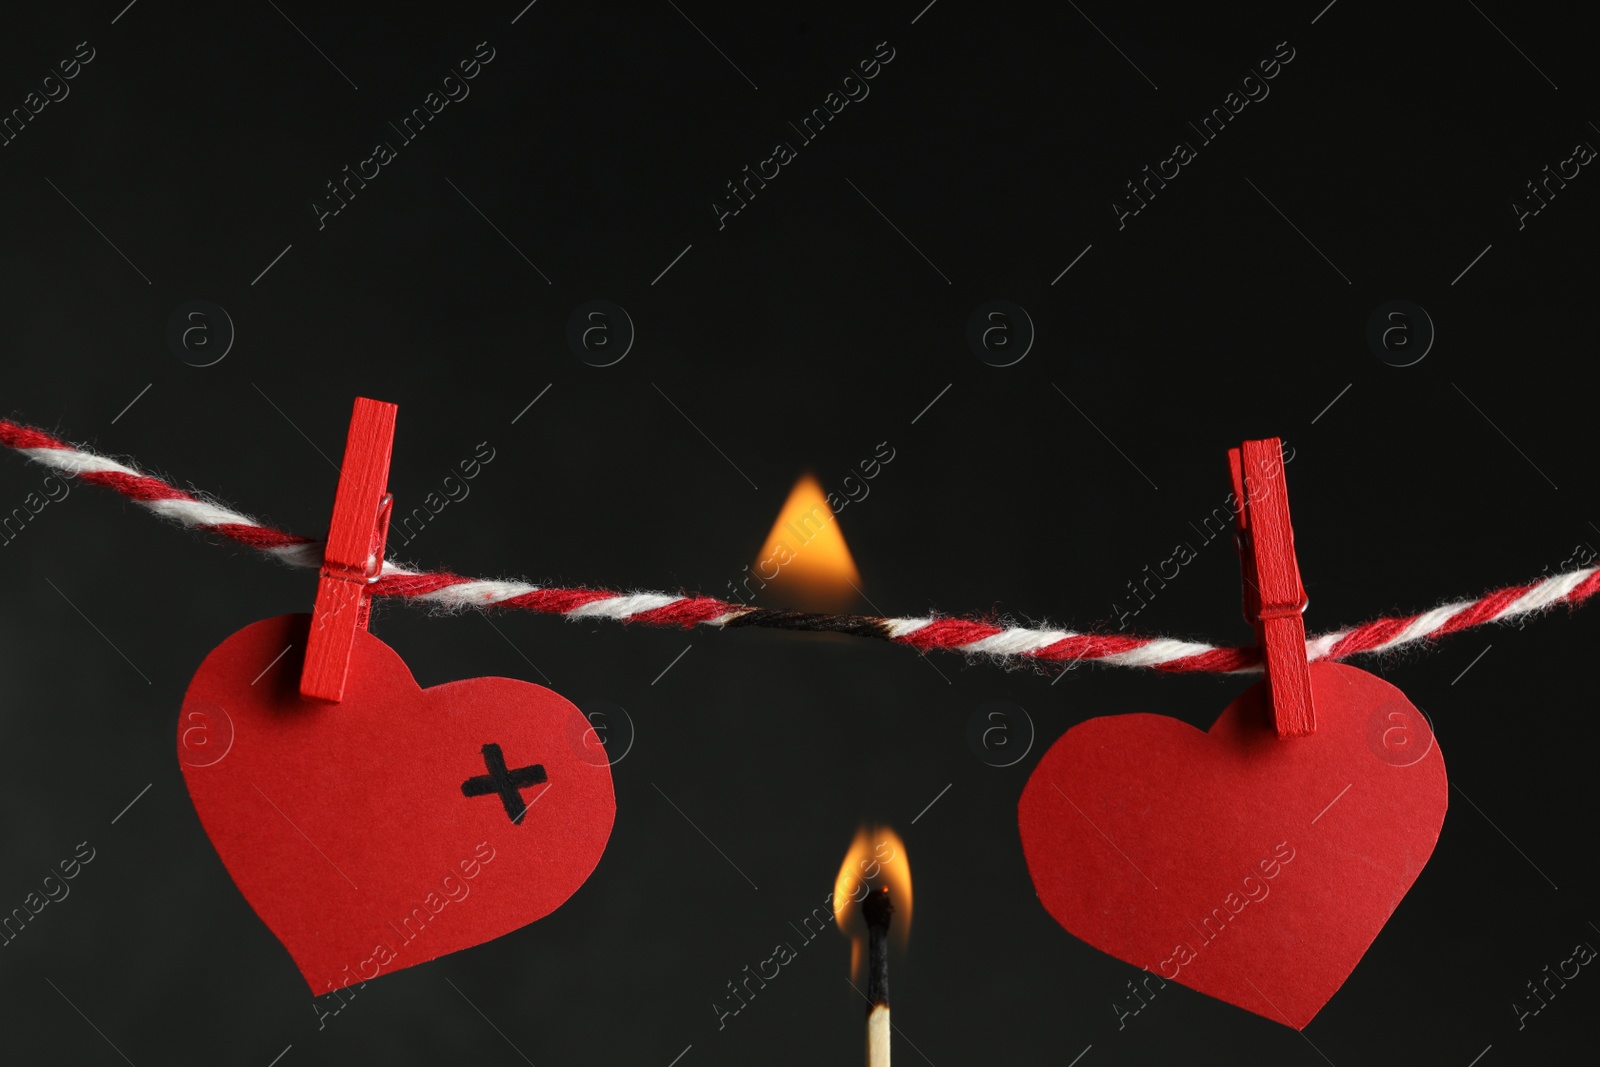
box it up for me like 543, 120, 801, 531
177, 614, 616, 994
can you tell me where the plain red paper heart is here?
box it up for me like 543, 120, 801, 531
1018, 662, 1446, 1029
177, 614, 616, 994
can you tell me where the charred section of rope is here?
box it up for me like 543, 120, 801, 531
723, 609, 893, 640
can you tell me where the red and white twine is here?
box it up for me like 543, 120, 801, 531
5, 418, 1597, 674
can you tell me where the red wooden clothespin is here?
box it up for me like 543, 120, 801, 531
1228, 437, 1315, 738
300, 397, 398, 702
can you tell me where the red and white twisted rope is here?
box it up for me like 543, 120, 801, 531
5, 418, 1597, 673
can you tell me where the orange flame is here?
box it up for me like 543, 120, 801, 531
752, 474, 860, 610
833, 826, 911, 981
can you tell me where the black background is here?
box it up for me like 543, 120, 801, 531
2, 2, 1597, 1064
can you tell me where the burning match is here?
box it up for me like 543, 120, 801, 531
863, 886, 893, 1067
835, 826, 910, 1067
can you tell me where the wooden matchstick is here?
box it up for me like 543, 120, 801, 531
864, 885, 893, 1067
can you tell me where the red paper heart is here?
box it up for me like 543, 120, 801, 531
177, 615, 616, 994
1018, 662, 1446, 1029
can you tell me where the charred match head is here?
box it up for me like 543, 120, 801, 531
864, 885, 893, 1008
862, 884, 894, 931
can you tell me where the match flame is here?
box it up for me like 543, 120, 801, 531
833, 826, 911, 981
753, 474, 860, 609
